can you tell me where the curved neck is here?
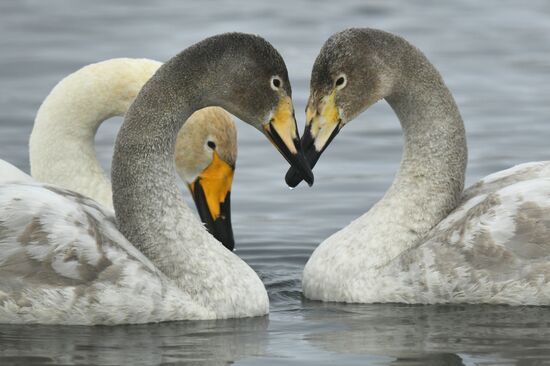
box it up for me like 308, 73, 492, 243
111, 51, 234, 281
29, 59, 161, 209
360, 52, 467, 263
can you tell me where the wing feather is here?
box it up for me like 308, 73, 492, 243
0, 182, 179, 323
383, 166, 550, 305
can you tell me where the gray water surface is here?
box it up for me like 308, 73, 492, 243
1, 1, 550, 365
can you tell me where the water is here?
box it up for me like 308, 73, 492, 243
1, 0, 550, 364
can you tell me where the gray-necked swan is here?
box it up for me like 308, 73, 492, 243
287, 28, 550, 305
0, 33, 313, 324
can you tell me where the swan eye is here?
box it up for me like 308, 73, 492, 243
270, 76, 282, 90
335, 75, 347, 89
207, 141, 216, 149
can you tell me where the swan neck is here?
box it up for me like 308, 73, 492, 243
372, 58, 467, 257
31, 107, 112, 207
29, 59, 162, 208
111, 54, 227, 280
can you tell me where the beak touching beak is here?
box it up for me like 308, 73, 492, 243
188, 151, 235, 251
285, 91, 343, 188
263, 96, 314, 187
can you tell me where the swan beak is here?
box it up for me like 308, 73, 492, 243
263, 96, 314, 186
285, 92, 342, 187
188, 151, 235, 251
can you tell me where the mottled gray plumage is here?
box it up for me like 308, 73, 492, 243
303, 28, 550, 305
0, 183, 174, 324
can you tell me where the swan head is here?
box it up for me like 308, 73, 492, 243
285, 28, 398, 187
175, 107, 237, 251
191, 33, 314, 186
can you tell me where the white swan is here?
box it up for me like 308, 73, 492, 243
287, 28, 550, 305
29, 58, 237, 249
0, 32, 314, 324
30, 58, 160, 209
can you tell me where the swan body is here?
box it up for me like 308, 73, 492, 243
297, 28, 550, 305
0, 33, 310, 324
304, 162, 550, 305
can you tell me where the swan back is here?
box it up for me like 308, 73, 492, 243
0, 160, 33, 184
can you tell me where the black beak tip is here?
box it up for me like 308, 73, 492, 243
264, 124, 315, 187
191, 180, 235, 252
303, 170, 314, 187
210, 215, 235, 252
292, 137, 314, 187
294, 152, 314, 187
285, 167, 303, 188
215, 226, 235, 252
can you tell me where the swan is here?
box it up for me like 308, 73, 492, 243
287, 28, 550, 305
29, 58, 237, 249
0, 32, 314, 324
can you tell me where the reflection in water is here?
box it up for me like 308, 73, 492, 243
0, 317, 268, 365
391, 354, 465, 366
302, 301, 550, 365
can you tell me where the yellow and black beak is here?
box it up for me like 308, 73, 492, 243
263, 96, 314, 186
188, 151, 235, 251
285, 91, 343, 187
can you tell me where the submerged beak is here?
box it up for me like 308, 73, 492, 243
188, 151, 235, 251
285, 91, 343, 187
263, 96, 314, 186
